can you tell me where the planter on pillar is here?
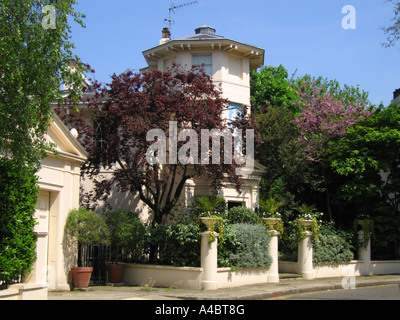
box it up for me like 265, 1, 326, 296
198, 216, 223, 244
261, 218, 282, 283
296, 219, 317, 280
261, 218, 284, 236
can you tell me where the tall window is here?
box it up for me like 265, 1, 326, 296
228, 102, 243, 123
192, 54, 212, 76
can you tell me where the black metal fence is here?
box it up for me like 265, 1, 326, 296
78, 244, 111, 286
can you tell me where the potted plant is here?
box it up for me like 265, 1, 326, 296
103, 210, 146, 284
353, 215, 374, 249
292, 203, 322, 242
194, 196, 227, 243
259, 197, 285, 235
197, 211, 225, 244
65, 208, 110, 289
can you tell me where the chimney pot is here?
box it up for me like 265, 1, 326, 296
162, 27, 171, 39
160, 27, 171, 45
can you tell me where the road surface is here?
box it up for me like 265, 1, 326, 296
271, 284, 400, 300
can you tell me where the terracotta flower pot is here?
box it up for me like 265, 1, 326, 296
71, 267, 93, 288
108, 264, 126, 283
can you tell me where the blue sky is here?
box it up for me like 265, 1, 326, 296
70, 0, 399, 106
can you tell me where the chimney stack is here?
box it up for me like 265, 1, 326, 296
160, 27, 171, 45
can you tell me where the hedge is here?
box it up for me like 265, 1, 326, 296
0, 158, 38, 286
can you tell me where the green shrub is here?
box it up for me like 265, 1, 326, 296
146, 222, 201, 267
193, 196, 227, 217
279, 221, 354, 263
0, 158, 38, 285
103, 210, 146, 263
65, 208, 110, 246
219, 223, 272, 269
313, 222, 354, 264
228, 207, 259, 225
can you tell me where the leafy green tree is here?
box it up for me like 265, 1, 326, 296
255, 106, 322, 201
0, 0, 87, 167
382, 0, 400, 48
252, 65, 371, 213
328, 104, 400, 257
293, 75, 371, 108
250, 65, 298, 114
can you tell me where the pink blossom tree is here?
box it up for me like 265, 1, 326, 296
295, 83, 374, 162
294, 83, 374, 219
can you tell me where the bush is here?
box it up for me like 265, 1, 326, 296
219, 223, 272, 269
192, 196, 227, 217
65, 208, 110, 246
146, 222, 201, 267
279, 221, 354, 263
103, 210, 146, 263
313, 222, 354, 264
228, 207, 259, 225
0, 158, 38, 285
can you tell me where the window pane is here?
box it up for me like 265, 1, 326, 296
193, 54, 212, 65
193, 54, 212, 76
229, 103, 242, 121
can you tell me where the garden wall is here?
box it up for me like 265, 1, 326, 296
123, 230, 276, 290
124, 264, 203, 290
279, 260, 400, 278
0, 284, 48, 300
123, 264, 271, 290
279, 227, 400, 279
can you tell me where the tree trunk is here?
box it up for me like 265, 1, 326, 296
325, 179, 333, 221
322, 164, 333, 221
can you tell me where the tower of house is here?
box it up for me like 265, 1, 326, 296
142, 25, 266, 210
142, 25, 265, 121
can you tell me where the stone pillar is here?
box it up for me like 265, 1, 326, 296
268, 230, 280, 283
201, 231, 219, 290
358, 229, 372, 276
298, 231, 315, 280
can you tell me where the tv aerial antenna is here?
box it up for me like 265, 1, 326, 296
164, 1, 199, 31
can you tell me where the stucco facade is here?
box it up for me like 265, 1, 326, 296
27, 115, 87, 294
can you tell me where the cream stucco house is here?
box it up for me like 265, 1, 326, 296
84, 26, 267, 218
141, 25, 266, 211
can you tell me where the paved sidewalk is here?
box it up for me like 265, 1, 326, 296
48, 274, 400, 300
